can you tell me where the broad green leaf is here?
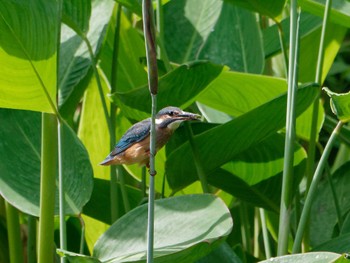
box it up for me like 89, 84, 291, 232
93, 194, 233, 263
164, 1, 264, 73
310, 162, 350, 247
340, 212, 350, 235
260, 252, 345, 263
112, 62, 224, 113
313, 233, 350, 254
299, 0, 350, 28
115, 0, 142, 16
83, 178, 142, 225
323, 87, 350, 123
0, 109, 93, 216
0, 0, 57, 113
166, 84, 318, 190
57, 250, 101, 263
197, 71, 287, 116
263, 12, 323, 58
299, 22, 346, 83
197, 3, 264, 73
197, 242, 242, 263
59, 0, 115, 111
224, 0, 286, 20
62, 0, 91, 34
197, 71, 324, 141
78, 74, 111, 252
99, 11, 147, 93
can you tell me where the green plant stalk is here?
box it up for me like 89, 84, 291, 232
143, 0, 158, 261
185, 122, 210, 193
254, 208, 260, 258
304, 0, 332, 251
293, 121, 343, 253
110, 4, 123, 222
276, 22, 289, 76
5, 202, 24, 263
27, 215, 37, 263
38, 113, 58, 263
58, 122, 66, 263
277, 1, 299, 256
118, 168, 131, 212
239, 203, 252, 253
259, 209, 271, 259
78, 214, 85, 254
156, 0, 171, 72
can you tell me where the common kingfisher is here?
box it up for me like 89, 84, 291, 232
100, 106, 200, 167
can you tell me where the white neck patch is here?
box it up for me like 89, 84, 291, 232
167, 120, 183, 130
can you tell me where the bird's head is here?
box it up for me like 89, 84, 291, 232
155, 106, 201, 130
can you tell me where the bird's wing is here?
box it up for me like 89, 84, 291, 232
110, 118, 151, 156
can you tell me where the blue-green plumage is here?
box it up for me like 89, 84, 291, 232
100, 106, 200, 166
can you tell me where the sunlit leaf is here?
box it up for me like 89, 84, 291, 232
260, 252, 346, 263
323, 87, 350, 123
0, 0, 57, 113
166, 84, 318, 190
299, 0, 350, 28
224, 0, 286, 20
112, 62, 224, 113
93, 194, 232, 262
164, 0, 264, 73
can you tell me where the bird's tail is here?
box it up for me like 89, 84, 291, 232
99, 155, 114, 166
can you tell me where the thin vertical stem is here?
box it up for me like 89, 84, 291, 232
118, 168, 131, 212
38, 113, 57, 263
110, 4, 123, 222
78, 214, 85, 254
259, 209, 271, 259
5, 202, 24, 263
254, 208, 260, 258
293, 121, 343, 253
303, 0, 333, 252
277, 1, 299, 255
143, 0, 158, 261
58, 122, 66, 263
27, 215, 37, 263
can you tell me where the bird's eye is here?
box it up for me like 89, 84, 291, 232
169, 111, 175, 116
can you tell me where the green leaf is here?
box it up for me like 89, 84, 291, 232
0, 109, 93, 216
59, 0, 115, 111
62, 0, 91, 34
57, 250, 101, 263
164, 1, 264, 73
0, 0, 58, 113
196, 242, 242, 263
166, 83, 318, 190
263, 12, 322, 58
323, 87, 350, 123
310, 162, 350, 247
112, 62, 224, 112
197, 71, 324, 141
93, 194, 233, 263
312, 233, 350, 254
197, 3, 264, 73
115, 0, 142, 16
259, 252, 345, 263
224, 0, 286, 20
299, 0, 350, 28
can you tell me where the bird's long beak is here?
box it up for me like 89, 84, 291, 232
178, 111, 201, 121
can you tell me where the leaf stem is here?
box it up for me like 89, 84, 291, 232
27, 215, 37, 263
293, 121, 343, 253
38, 113, 57, 263
5, 202, 24, 263
277, 1, 300, 256
304, 0, 332, 252
58, 122, 67, 263
156, 0, 171, 72
259, 208, 271, 259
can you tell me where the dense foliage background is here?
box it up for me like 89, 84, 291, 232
1, 0, 350, 262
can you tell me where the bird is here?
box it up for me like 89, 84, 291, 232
100, 106, 200, 167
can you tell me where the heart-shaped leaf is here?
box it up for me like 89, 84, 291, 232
0, 109, 93, 216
